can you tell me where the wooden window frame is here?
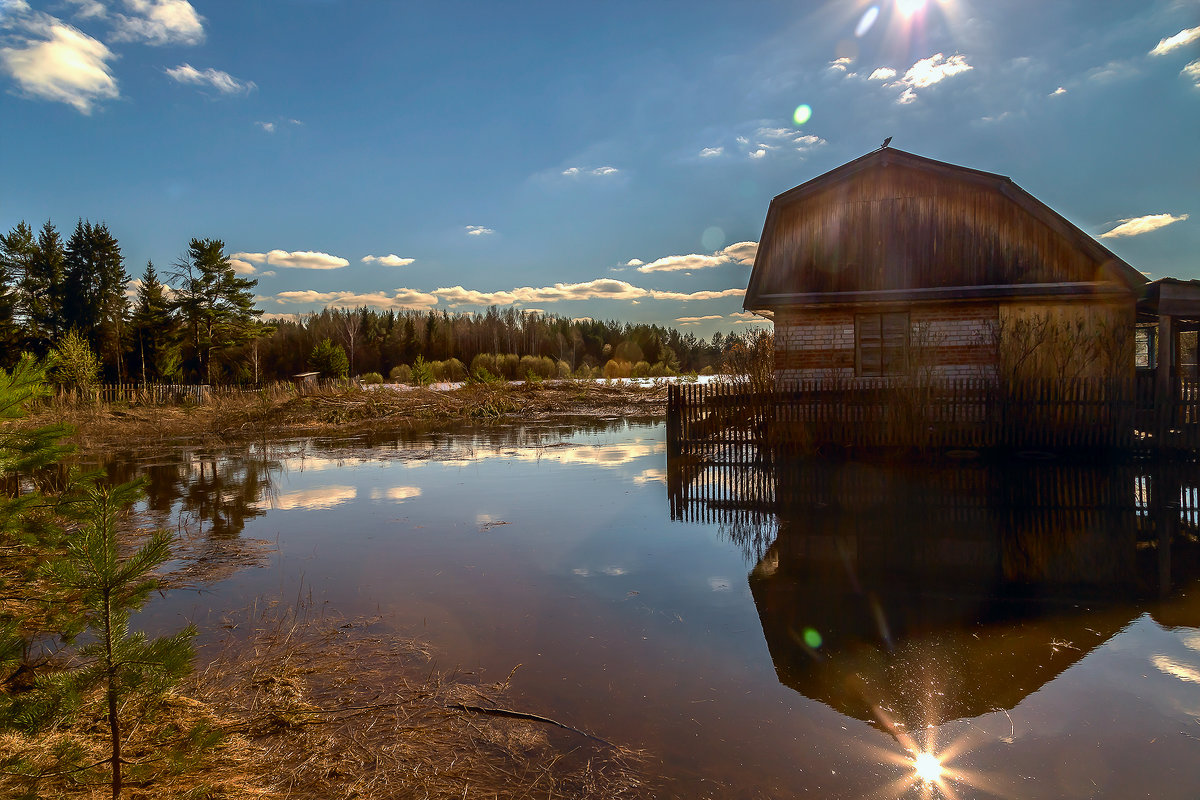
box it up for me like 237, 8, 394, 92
855, 311, 910, 377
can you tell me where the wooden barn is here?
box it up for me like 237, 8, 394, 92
743, 148, 1147, 390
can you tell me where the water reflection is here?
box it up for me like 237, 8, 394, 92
668, 456, 1200, 735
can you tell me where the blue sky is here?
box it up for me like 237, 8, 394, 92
1, 0, 1197, 337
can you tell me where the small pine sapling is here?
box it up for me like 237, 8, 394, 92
45, 480, 196, 800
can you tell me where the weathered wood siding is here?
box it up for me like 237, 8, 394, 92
751, 157, 1128, 298
774, 302, 999, 387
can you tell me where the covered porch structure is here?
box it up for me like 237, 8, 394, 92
1137, 278, 1200, 449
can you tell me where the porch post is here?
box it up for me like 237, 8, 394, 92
1156, 314, 1175, 443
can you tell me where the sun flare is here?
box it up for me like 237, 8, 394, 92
913, 751, 943, 782
896, 0, 927, 15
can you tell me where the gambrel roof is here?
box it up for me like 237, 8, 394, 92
744, 148, 1147, 311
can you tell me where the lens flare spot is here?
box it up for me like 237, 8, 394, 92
803, 627, 822, 648
913, 752, 942, 783
896, 0, 927, 15
701, 226, 725, 251
793, 104, 812, 126
855, 6, 879, 37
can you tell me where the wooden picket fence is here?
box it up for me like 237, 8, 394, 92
667, 377, 1200, 455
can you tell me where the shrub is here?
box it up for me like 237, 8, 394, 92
603, 359, 632, 379
50, 329, 100, 392
433, 358, 467, 382
389, 364, 412, 383
411, 356, 434, 387
631, 360, 652, 378
360, 372, 383, 385
309, 338, 349, 379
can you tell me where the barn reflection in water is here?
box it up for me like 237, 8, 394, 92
668, 453, 1200, 731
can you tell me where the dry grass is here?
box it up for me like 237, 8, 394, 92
2, 601, 651, 799
32, 381, 671, 449
190, 601, 651, 800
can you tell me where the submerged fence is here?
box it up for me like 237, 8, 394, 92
667, 378, 1200, 455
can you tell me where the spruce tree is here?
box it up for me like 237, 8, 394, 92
130, 261, 178, 383
171, 239, 261, 384
62, 221, 129, 382
23, 222, 66, 354
0, 223, 27, 367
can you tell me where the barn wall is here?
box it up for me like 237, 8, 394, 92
996, 300, 1135, 383
774, 303, 999, 389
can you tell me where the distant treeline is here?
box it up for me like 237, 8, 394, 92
0, 218, 762, 386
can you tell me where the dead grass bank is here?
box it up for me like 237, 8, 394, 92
2, 602, 651, 799
32, 381, 670, 449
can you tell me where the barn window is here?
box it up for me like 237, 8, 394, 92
856, 312, 909, 376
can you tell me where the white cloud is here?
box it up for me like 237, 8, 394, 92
232, 250, 349, 270
748, 148, 767, 159
113, 0, 203, 46
433, 280, 745, 307
1150, 26, 1200, 56
562, 165, 619, 177
256, 121, 275, 133
901, 53, 973, 88
271, 289, 439, 310
827, 56, 854, 75
1184, 59, 1200, 88
651, 288, 744, 301
737, 126, 826, 160
868, 67, 897, 81
638, 253, 724, 273
0, 18, 118, 113
1099, 213, 1189, 239
676, 315, 722, 324
228, 258, 256, 275
465, 225, 494, 236
720, 241, 758, 265
637, 241, 757, 273
699, 146, 723, 158
1050, 86, 1067, 96
625, 258, 645, 267
166, 63, 254, 94
884, 53, 973, 104
362, 254, 415, 267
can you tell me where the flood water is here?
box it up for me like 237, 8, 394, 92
86, 420, 1200, 798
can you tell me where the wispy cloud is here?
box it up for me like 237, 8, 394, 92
698, 146, 723, 158
868, 67, 896, 81
1099, 213, 1189, 239
739, 127, 825, 160
1150, 26, 1200, 56
562, 165, 620, 177
675, 315, 722, 325
0, 15, 118, 113
65, 0, 107, 19
636, 241, 757, 273
1049, 86, 1067, 96
268, 289, 439, 310
465, 225, 494, 236
255, 121, 275, 133
112, 0, 204, 46
166, 63, 255, 94
232, 250, 349, 270
361, 254, 415, 267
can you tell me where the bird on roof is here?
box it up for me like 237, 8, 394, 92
881, 136, 892, 149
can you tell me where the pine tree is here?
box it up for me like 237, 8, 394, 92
23, 222, 67, 354
171, 239, 261, 384
0, 224, 25, 367
62, 221, 130, 382
130, 261, 178, 383
46, 480, 196, 800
